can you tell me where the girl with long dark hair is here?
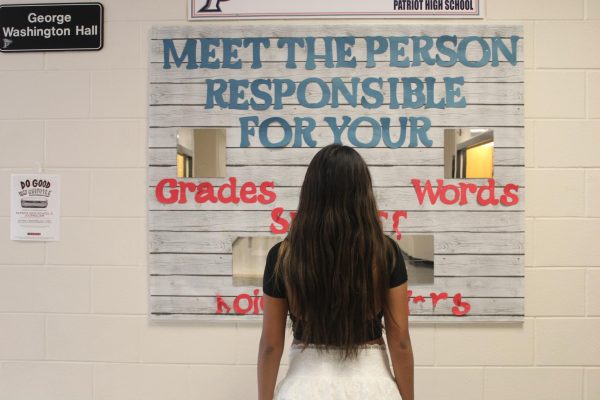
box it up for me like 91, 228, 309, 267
257, 143, 414, 400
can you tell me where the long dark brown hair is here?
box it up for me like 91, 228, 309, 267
273, 143, 399, 360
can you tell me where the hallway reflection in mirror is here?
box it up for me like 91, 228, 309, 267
231, 235, 435, 288
444, 128, 494, 179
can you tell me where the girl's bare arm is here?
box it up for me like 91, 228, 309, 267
384, 282, 414, 400
257, 294, 288, 400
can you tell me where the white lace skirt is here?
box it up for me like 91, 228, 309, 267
274, 343, 402, 399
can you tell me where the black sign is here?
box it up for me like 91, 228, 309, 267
0, 2, 103, 52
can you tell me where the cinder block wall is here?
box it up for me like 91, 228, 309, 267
0, 0, 598, 399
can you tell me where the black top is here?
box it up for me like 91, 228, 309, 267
262, 235, 408, 341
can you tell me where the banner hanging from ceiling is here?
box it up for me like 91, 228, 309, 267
188, 0, 485, 20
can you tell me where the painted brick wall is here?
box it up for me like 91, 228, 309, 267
0, 0, 598, 398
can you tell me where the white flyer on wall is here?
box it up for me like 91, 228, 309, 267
10, 174, 60, 241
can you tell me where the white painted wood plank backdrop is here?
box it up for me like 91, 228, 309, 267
147, 24, 524, 322
149, 127, 525, 147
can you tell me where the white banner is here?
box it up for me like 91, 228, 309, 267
11, 174, 60, 241
188, 0, 485, 20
